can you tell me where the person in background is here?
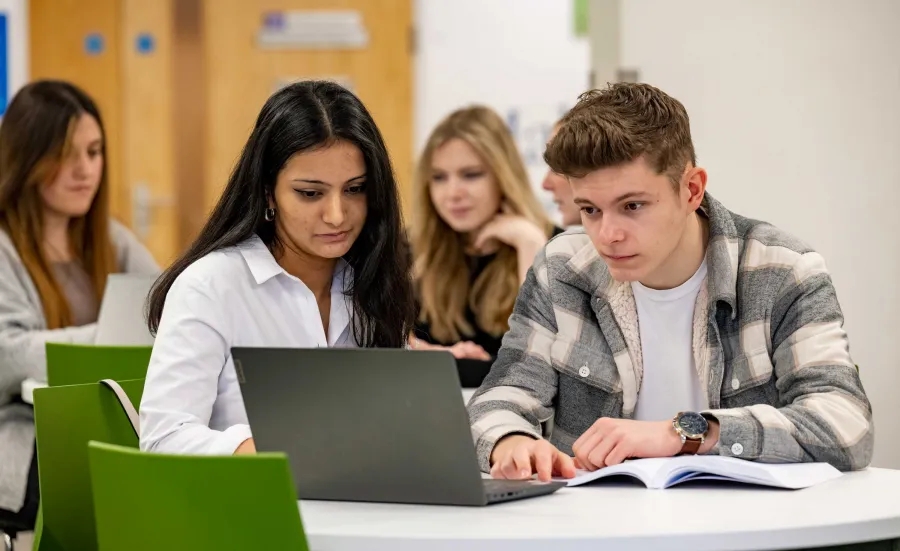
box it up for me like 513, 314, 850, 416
410, 106, 563, 360
140, 81, 415, 456
472, 82, 873, 481
541, 121, 581, 228
0, 80, 158, 526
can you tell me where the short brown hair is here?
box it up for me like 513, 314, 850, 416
544, 82, 696, 183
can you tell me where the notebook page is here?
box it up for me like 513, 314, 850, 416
665, 456, 843, 489
561, 457, 671, 487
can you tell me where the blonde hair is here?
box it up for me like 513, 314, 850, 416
412, 106, 553, 343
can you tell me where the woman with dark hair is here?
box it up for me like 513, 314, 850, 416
0, 81, 157, 526
140, 81, 415, 455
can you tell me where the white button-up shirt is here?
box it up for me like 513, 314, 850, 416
139, 236, 355, 455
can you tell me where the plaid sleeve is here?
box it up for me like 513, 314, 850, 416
706, 251, 874, 471
467, 248, 560, 472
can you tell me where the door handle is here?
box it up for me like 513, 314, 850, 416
132, 182, 174, 240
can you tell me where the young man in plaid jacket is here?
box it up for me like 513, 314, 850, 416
470, 83, 873, 481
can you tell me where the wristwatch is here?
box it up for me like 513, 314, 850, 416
672, 411, 709, 455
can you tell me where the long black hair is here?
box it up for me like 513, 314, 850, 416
147, 80, 415, 347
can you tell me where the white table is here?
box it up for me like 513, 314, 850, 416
298, 468, 900, 551
20, 377, 45, 405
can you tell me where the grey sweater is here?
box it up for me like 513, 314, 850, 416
0, 221, 159, 511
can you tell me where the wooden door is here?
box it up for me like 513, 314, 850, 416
30, 0, 181, 265
29, 0, 126, 224
30, 0, 414, 264
120, 0, 179, 265
201, 0, 415, 216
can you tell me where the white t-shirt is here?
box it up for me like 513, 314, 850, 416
631, 260, 709, 421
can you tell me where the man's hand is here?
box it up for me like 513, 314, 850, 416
572, 418, 684, 470
490, 434, 577, 482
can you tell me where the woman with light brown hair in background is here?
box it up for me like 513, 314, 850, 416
0, 80, 157, 530
410, 106, 563, 360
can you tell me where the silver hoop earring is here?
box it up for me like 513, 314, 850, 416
264, 207, 276, 222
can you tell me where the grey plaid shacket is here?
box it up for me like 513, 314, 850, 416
468, 193, 873, 473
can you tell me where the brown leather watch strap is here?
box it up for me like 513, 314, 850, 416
679, 438, 702, 455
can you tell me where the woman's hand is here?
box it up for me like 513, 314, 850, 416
472, 214, 547, 255
447, 341, 492, 360
472, 210, 548, 283
411, 334, 492, 360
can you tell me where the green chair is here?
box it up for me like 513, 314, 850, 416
87, 442, 309, 551
45, 343, 152, 387
32, 379, 144, 551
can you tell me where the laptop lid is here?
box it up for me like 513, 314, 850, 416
232, 347, 489, 506
95, 274, 157, 346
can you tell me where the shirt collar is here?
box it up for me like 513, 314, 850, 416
238, 235, 284, 285
700, 193, 740, 319
238, 235, 353, 288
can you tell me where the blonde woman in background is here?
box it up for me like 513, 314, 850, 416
410, 106, 563, 360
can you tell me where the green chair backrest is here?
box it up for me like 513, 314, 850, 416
46, 343, 152, 387
87, 442, 309, 551
32, 379, 145, 551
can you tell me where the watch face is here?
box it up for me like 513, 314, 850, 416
677, 412, 709, 437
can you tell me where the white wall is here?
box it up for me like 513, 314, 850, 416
0, 0, 28, 111
414, 0, 590, 217
618, 0, 900, 467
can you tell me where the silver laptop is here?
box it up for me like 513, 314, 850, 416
232, 347, 565, 506
94, 274, 157, 345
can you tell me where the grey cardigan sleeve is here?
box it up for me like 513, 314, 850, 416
110, 219, 160, 274
0, 222, 160, 400
0, 242, 96, 399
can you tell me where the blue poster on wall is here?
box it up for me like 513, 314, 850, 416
0, 13, 7, 116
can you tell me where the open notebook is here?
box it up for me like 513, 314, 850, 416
559, 456, 843, 490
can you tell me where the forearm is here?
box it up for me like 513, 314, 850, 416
704, 392, 873, 470
140, 410, 252, 455
745, 255, 875, 470
468, 324, 559, 470
0, 324, 97, 393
